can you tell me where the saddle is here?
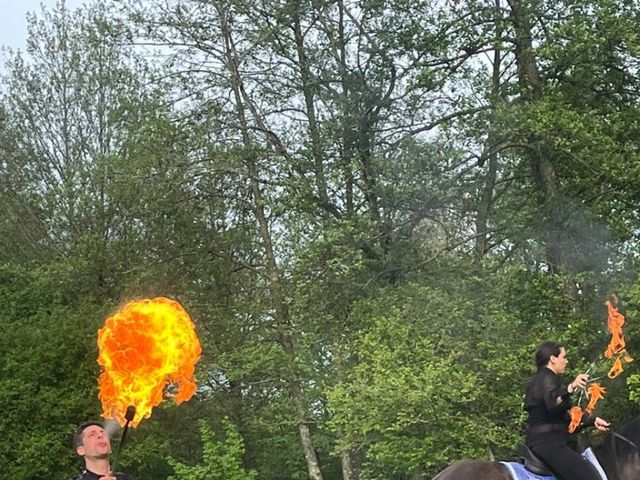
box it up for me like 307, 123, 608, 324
501, 444, 607, 480
516, 444, 552, 476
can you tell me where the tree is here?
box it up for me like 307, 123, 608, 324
168, 418, 257, 480
4, 1, 640, 478
0, 263, 105, 479
0, 0, 160, 292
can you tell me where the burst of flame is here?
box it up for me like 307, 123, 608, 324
603, 299, 633, 377
97, 297, 202, 426
607, 357, 624, 379
585, 383, 606, 413
568, 406, 583, 433
604, 331, 626, 359
568, 298, 634, 433
605, 300, 626, 358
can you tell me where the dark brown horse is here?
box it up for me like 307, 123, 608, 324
431, 416, 640, 480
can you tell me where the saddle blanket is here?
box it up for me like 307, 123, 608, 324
500, 447, 607, 480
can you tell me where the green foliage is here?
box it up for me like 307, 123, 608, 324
0, 263, 105, 479
327, 275, 506, 476
3, 0, 640, 479
168, 418, 257, 480
324, 264, 622, 479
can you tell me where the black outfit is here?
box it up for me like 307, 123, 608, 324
524, 367, 599, 480
73, 470, 135, 480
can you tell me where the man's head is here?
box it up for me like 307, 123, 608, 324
73, 421, 112, 460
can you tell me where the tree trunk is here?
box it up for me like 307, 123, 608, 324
340, 447, 362, 480
476, 1, 503, 257
508, 0, 562, 272
292, 8, 331, 211
216, 4, 324, 479
337, 0, 355, 218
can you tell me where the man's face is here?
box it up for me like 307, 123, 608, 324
76, 424, 111, 460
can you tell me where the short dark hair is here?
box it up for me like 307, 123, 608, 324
535, 341, 563, 369
73, 421, 104, 450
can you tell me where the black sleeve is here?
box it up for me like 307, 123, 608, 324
539, 371, 571, 413
579, 411, 596, 429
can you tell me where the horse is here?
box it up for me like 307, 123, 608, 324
431, 416, 640, 480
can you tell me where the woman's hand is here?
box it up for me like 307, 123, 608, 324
594, 417, 610, 432
568, 373, 589, 393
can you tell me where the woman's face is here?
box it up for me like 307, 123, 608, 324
548, 347, 568, 374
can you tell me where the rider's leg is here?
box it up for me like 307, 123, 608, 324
530, 441, 600, 480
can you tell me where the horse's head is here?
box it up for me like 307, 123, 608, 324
619, 416, 640, 442
607, 415, 640, 479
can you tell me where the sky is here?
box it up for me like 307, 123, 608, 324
0, 0, 87, 51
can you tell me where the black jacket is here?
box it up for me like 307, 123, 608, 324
73, 470, 135, 480
524, 367, 594, 446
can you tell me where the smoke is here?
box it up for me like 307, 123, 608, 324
104, 418, 121, 438
546, 198, 614, 274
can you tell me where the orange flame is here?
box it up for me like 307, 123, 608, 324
97, 297, 202, 426
568, 406, 583, 433
608, 357, 624, 379
585, 383, 606, 413
605, 300, 626, 358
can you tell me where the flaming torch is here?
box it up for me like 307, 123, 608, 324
110, 405, 136, 474
569, 296, 634, 432
97, 297, 202, 469
604, 298, 633, 378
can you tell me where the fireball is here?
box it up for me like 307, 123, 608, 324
97, 297, 201, 426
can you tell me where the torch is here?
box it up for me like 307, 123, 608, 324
110, 405, 136, 475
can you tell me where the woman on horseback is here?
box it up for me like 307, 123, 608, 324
524, 341, 610, 480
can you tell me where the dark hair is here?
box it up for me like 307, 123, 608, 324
72, 421, 104, 450
535, 341, 563, 369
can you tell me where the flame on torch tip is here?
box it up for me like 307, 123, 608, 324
97, 297, 202, 427
568, 406, 583, 433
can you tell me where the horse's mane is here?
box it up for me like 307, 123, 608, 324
616, 415, 640, 444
